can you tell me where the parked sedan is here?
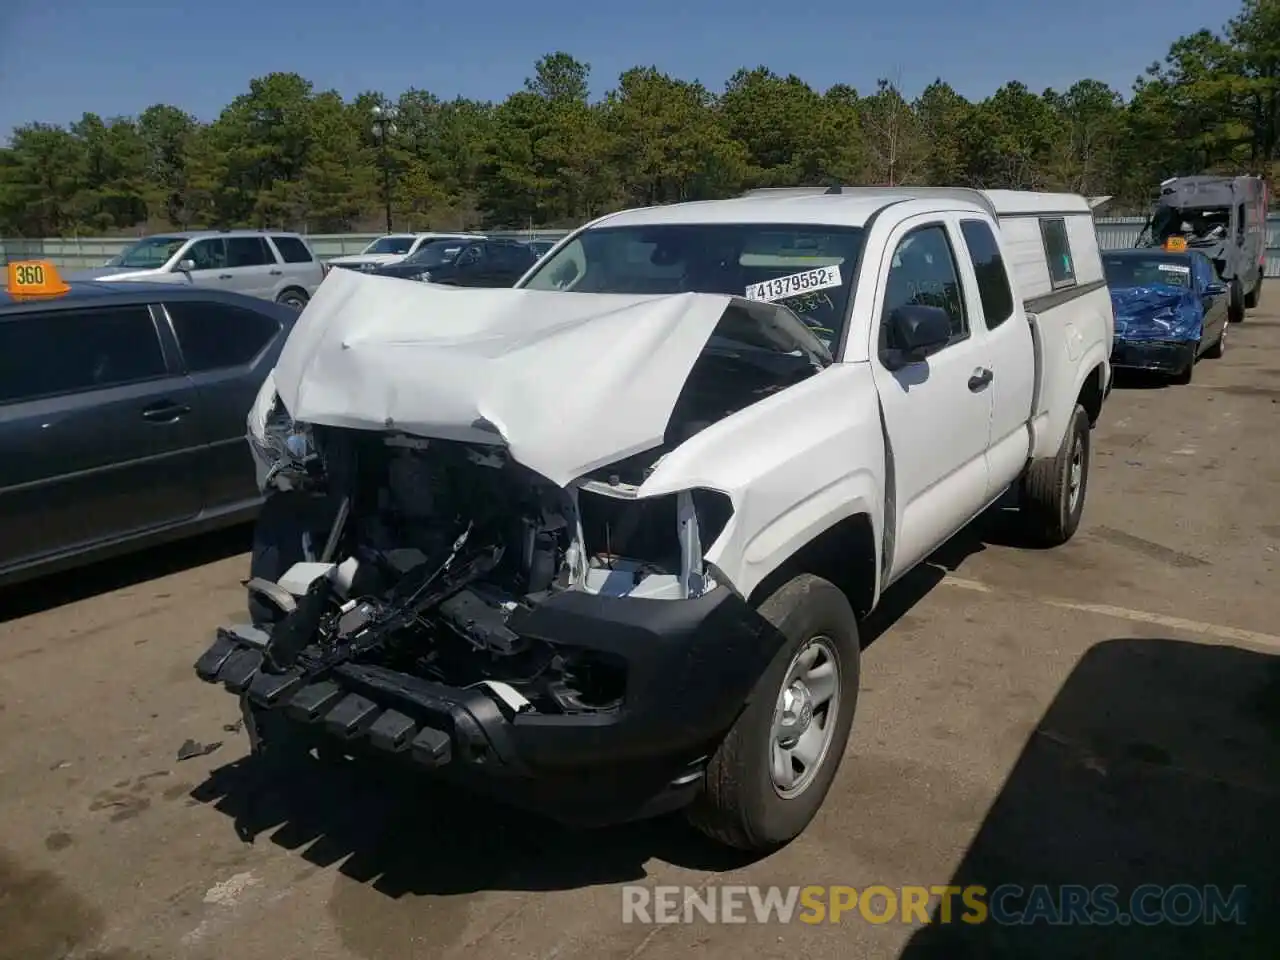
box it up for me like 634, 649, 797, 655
1104, 246, 1230, 384
0, 262, 297, 586
370, 238, 537, 287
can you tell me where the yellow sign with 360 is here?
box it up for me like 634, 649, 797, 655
4, 259, 71, 298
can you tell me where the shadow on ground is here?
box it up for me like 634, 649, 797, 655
1110, 369, 1180, 390
0, 525, 252, 623
900, 637, 1280, 959
191, 745, 759, 897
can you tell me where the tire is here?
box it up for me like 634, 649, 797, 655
1204, 323, 1226, 360
1171, 355, 1194, 384
1228, 280, 1245, 324
1018, 403, 1090, 547
686, 573, 860, 852
277, 288, 309, 310
1244, 274, 1262, 310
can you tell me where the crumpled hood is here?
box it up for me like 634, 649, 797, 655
1110, 284, 1202, 341
270, 266, 830, 487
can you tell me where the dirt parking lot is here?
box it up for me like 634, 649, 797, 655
2, 310, 1278, 960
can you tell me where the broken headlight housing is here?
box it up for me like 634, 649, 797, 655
248, 389, 320, 492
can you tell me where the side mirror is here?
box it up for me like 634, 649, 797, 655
883, 304, 953, 370
175, 258, 196, 273
1203, 281, 1226, 297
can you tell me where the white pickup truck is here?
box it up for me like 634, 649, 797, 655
194, 185, 1113, 853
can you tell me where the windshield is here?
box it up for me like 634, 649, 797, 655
363, 236, 416, 255
106, 235, 187, 268
520, 223, 865, 349
1104, 254, 1192, 289
404, 239, 468, 267
1151, 206, 1230, 246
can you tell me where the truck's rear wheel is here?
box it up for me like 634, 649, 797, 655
1245, 272, 1263, 309
686, 573, 860, 852
1018, 403, 1090, 547
1228, 279, 1245, 323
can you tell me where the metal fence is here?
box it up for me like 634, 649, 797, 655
3, 217, 1278, 274
0, 231, 573, 270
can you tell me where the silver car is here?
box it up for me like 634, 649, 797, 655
71, 231, 327, 309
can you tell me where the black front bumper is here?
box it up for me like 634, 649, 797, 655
1111, 338, 1196, 375
195, 586, 786, 825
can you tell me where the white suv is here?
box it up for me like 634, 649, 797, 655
74, 231, 326, 309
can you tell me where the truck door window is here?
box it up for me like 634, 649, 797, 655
0, 305, 166, 404
1039, 218, 1076, 290
959, 219, 1015, 329
881, 224, 969, 351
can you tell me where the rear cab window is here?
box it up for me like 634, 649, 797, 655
0, 304, 166, 404
521, 223, 865, 352
270, 235, 316, 264
959, 219, 1015, 329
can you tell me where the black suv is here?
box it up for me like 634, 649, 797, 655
370, 238, 537, 287
0, 278, 297, 585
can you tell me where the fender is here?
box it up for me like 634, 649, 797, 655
1029, 342, 1109, 460
636, 363, 886, 603
1026, 283, 1113, 461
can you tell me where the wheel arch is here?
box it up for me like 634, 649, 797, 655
745, 512, 879, 619
1077, 362, 1106, 426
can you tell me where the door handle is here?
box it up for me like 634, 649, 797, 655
968, 367, 993, 391
141, 401, 190, 422
218, 273, 233, 280
269, 269, 283, 276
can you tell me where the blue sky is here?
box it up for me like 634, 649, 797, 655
0, 0, 1231, 138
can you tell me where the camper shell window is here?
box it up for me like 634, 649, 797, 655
1039, 217, 1076, 290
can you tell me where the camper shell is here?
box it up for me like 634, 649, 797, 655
1137, 175, 1268, 322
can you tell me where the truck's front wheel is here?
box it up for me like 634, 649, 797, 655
686, 573, 860, 852
1018, 403, 1090, 547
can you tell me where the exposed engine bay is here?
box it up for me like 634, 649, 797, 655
243, 341, 815, 718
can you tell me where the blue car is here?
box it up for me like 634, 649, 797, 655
1103, 247, 1230, 384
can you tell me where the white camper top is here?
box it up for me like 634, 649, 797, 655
737, 186, 1091, 219
593, 186, 1093, 232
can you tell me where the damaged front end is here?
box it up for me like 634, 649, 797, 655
197, 391, 784, 823
197, 276, 831, 821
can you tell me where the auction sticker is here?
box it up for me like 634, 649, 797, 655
746, 265, 843, 302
